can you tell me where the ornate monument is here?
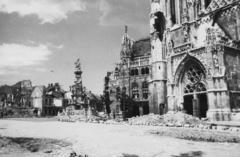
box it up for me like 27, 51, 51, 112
73, 58, 83, 105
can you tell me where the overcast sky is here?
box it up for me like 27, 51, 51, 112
0, 0, 150, 95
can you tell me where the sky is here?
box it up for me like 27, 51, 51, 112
0, 0, 151, 95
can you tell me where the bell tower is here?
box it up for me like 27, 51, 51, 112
148, 0, 167, 114
120, 25, 132, 66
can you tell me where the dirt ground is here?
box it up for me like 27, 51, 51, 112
0, 118, 240, 157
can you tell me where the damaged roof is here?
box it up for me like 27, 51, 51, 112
131, 37, 151, 58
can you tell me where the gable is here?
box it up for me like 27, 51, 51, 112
31, 87, 43, 98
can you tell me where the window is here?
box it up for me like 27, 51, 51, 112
132, 82, 139, 99
142, 81, 148, 99
141, 68, 145, 75
170, 0, 176, 25
134, 69, 139, 76
145, 67, 149, 74
184, 66, 206, 94
131, 69, 134, 76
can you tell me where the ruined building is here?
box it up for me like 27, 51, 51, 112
107, 0, 240, 121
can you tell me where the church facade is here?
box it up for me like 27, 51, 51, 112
107, 0, 240, 121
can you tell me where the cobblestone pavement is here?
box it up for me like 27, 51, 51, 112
0, 120, 240, 157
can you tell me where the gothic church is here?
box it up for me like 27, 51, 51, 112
106, 0, 240, 121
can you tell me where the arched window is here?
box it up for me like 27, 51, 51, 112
145, 67, 149, 75
134, 69, 139, 76
131, 69, 134, 76
132, 82, 139, 99
141, 68, 145, 75
142, 81, 148, 99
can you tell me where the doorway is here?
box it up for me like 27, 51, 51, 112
132, 105, 140, 117
183, 95, 194, 115
198, 94, 208, 118
143, 103, 149, 115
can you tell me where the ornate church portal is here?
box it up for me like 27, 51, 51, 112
182, 64, 208, 118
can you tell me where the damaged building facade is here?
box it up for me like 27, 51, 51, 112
107, 0, 240, 121
107, 26, 151, 117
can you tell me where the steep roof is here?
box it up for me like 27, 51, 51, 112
131, 37, 151, 58
205, 0, 238, 13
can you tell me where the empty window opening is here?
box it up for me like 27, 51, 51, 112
146, 67, 150, 74
141, 68, 146, 75
134, 69, 139, 76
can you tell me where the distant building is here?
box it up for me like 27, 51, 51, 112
0, 85, 14, 108
84, 90, 104, 113
43, 83, 65, 116
12, 80, 33, 107
31, 86, 45, 116
107, 26, 151, 117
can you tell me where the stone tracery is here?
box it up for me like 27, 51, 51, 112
183, 66, 206, 93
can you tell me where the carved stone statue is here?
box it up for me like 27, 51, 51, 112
213, 52, 219, 68
75, 59, 81, 71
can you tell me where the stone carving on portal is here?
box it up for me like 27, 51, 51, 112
172, 54, 187, 76
182, 8, 189, 23
189, 47, 206, 66
182, 23, 190, 43
173, 54, 207, 86
192, 22, 199, 48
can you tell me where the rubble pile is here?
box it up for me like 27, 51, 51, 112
128, 114, 163, 126
128, 112, 204, 127
59, 112, 205, 127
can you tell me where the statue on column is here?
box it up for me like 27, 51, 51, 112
75, 59, 81, 71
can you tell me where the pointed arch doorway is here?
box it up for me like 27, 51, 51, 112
181, 64, 208, 118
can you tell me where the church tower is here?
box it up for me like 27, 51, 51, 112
148, 0, 167, 114
120, 25, 132, 66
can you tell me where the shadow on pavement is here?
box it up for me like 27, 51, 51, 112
172, 151, 204, 157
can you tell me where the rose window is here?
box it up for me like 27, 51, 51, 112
184, 66, 206, 94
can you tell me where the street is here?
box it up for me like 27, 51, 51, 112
0, 119, 240, 157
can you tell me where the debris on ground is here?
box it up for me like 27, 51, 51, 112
148, 127, 240, 143
0, 136, 72, 154
69, 151, 88, 157
128, 112, 203, 127
58, 112, 240, 133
